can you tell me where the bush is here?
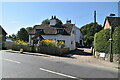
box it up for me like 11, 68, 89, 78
112, 26, 120, 54
94, 29, 110, 53
13, 40, 29, 45
38, 39, 65, 48
94, 26, 120, 54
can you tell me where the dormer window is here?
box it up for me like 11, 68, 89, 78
57, 29, 64, 34
36, 29, 44, 34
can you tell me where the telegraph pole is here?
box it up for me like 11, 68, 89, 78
94, 10, 96, 24
92, 10, 97, 56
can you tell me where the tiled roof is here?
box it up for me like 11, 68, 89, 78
29, 24, 74, 35
104, 17, 120, 28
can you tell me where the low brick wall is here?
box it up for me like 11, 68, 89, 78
94, 51, 120, 63
4, 42, 70, 56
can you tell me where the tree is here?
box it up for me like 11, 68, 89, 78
41, 19, 50, 26
26, 27, 33, 32
41, 18, 62, 26
7, 34, 17, 41
80, 22, 103, 47
17, 28, 29, 42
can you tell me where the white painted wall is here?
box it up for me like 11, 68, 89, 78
73, 26, 84, 46
29, 34, 76, 50
41, 34, 76, 50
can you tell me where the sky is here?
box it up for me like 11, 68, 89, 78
1, 2, 118, 35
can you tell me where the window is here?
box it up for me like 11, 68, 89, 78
57, 29, 64, 34
36, 29, 44, 34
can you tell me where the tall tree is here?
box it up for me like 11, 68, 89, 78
80, 22, 103, 47
17, 28, 29, 42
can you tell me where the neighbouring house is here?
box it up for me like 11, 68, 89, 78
103, 16, 120, 29
29, 16, 84, 50
0, 25, 7, 49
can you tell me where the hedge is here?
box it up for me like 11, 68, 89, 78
94, 29, 110, 53
112, 26, 120, 54
94, 26, 120, 54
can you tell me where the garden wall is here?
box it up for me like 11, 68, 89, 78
4, 42, 69, 56
94, 51, 120, 63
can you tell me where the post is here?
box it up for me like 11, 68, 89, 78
92, 10, 97, 56
109, 26, 113, 62
94, 11, 96, 24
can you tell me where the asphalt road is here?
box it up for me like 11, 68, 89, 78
0, 51, 119, 80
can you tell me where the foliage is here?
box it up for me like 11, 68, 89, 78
17, 28, 29, 42
94, 26, 120, 54
80, 22, 103, 47
41, 18, 62, 26
41, 19, 50, 26
112, 26, 120, 54
7, 34, 17, 41
94, 29, 110, 53
26, 27, 33, 32
38, 39, 65, 48
14, 40, 29, 45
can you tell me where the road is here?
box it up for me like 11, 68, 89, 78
0, 51, 119, 80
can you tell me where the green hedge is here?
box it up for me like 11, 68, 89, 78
94, 26, 120, 54
94, 29, 110, 53
112, 26, 120, 54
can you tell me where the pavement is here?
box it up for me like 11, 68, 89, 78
1, 48, 119, 71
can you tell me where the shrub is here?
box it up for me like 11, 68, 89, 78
94, 29, 110, 53
38, 39, 65, 48
94, 26, 120, 54
13, 40, 29, 45
112, 26, 120, 54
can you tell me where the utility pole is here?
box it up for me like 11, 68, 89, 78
92, 10, 97, 56
109, 13, 115, 62
94, 10, 96, 24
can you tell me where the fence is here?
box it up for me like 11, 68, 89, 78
4, 42, 70, 56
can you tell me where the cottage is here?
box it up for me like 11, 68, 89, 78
29, 16, 84, 50
103, 17, 120, 29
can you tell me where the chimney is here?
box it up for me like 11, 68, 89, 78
51, 16, 54, 19
54, 16, 56, 19
66, 20, 71, 24
50, 16, 57, 26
